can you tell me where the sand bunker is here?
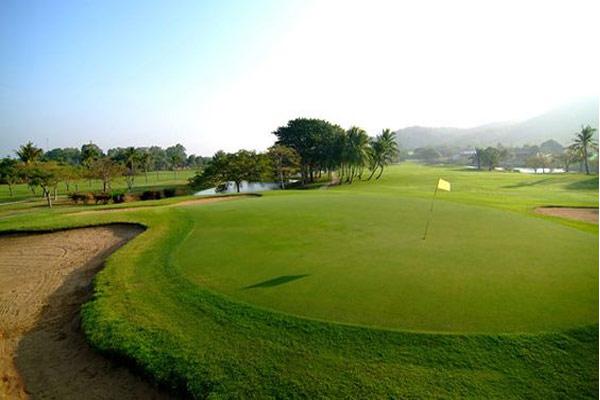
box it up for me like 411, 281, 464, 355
0, 225, 172, 399
535, 207, 598, 224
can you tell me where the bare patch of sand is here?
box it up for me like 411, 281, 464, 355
68, 194, 256, 216
0, 225, 173, 399
535, 207, 598, 224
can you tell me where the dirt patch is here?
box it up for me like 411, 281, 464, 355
535, 207, 598, 224
68, 194, 256, 216
0, 225, 173, 399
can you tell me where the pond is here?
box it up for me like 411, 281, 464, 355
195, 181, 280, 196
513, 167, 565, 174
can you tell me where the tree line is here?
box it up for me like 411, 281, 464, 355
35, 143, 208, 171
408, 125, 598, 175
190, 118, 399, 192
469, 126, 598, 174
0, 141, 204, 207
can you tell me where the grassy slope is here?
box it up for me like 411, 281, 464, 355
0, 163, 597, 398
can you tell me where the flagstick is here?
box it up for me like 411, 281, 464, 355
422, 182, 439, 240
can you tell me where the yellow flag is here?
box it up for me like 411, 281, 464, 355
437, 178, 451, 192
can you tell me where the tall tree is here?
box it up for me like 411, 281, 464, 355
20, 162, 62, 207
189, 150, 230, 190
88, 157, 125, 193
342, 126, 370, 183
225, 150, 268, 192
148, 146, 168, 175
267, 145, 300, 189
15, 141, 43, 164
60, 165, 82, 192
0, 158, 20, 196
526, 152, 551, 174
44, 147, 82, 165
81, 142, 103, 166
273, 118, 343, 184
165, 144, 187, 179
570, 125, 598, 175
138, 150, 153, 184
367, 129, 398, 180
189, 150, 269, 193
470, 148, 484, 170
557, 147, 580, 172
480, 146, 508, 171
122, 147, 139, 190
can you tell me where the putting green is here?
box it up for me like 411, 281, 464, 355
1, 163, 597, 397
173, 192, 598, 334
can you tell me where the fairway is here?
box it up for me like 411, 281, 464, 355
174, 191, 597, 333
0, 163, 597, 398
4, 3, 599, 396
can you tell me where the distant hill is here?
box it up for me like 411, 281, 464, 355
395, 97, 599, 149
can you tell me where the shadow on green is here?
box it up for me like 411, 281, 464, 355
502, 178, 553, 188
243, 274, 309, 289
566, 177, 599, 191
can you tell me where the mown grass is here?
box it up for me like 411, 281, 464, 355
0, 163, 597, 398
174, 193, 597, 333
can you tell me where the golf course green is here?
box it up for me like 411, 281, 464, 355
0, 163, 597, 398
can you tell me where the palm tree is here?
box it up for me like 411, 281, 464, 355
15, 141, 43, 164
343, 127, 370, 183
570, 125, 598, 175
367, 129, 398, 180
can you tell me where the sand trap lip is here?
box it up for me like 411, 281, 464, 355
0, 224, 173, 399
67, 194, 257, 216
535, 206, 598, 224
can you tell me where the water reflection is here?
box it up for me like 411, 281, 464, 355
195, 181, 280, 195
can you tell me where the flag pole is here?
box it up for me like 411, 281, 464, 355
422, 180, 439, 240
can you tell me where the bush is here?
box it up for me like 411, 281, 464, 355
93, 192, 111, 205
123, 193, 138, 202
140, 190, 162, 201
111, 191, 126, 203
69, 192, 85, 204
162, 188, 176, 198
69, 192, 95, 204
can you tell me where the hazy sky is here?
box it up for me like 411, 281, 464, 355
1, 0, 599, 156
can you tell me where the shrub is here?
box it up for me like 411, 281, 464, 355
162, 188, 176, 198
69, 192, 86, 204
69, 192, 96, 204
83, 193, 95, 204
140, 190, 162, 201
123, 193, 138, 202
111, 191, 125, 203
93, 192, 111, 205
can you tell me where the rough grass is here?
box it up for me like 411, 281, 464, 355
0, 163, 597, 398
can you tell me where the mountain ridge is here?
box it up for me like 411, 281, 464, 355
395, 97, 599, 149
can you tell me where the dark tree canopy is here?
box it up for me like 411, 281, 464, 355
44, 147, 82, 165
190, 150, 269, 193
272, 118, 344, 183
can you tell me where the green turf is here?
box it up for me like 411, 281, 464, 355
0, 163, 597, 398
173, 193, 597, 333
